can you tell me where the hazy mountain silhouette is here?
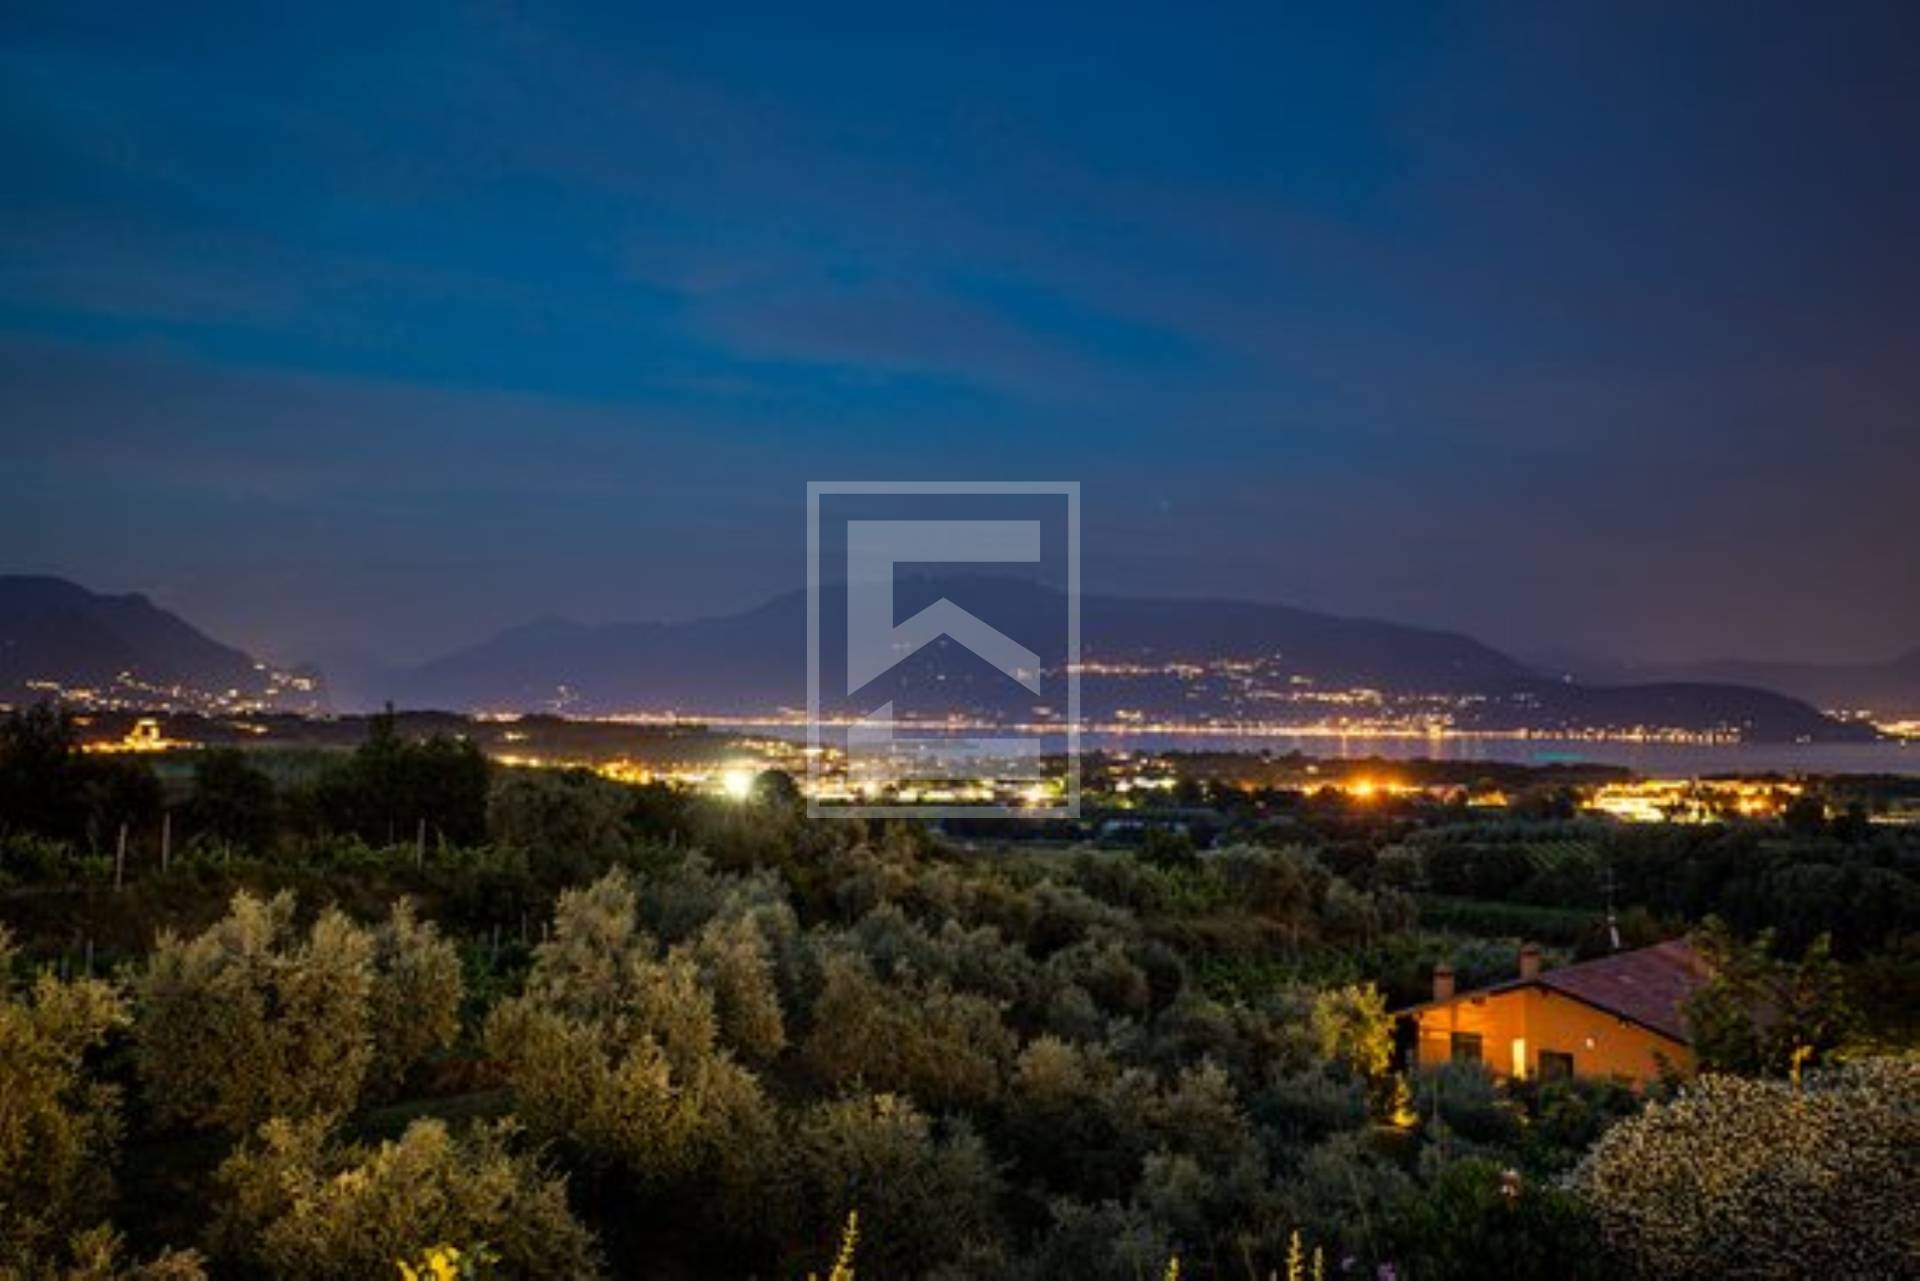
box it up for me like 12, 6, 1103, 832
0, 576, 320, 711
369, 576, 1871, 741
0, 574, 1873, 740
1539, 649, 1920, 719
380, 577, 1519, 709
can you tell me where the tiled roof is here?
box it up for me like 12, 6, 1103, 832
1534, 939, 1707, 1042
1396, 939, 1710, 1044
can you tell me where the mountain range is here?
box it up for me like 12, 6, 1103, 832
3, 574, 1888, 742
383, 577, 1877, 741
0, 575, 321, 713
368, 576, 1525, 714
1536, 651, 1920, 721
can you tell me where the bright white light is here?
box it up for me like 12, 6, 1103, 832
721, 768, 755, 801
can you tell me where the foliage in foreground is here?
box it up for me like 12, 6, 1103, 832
1572, 1058, 1920, 1279
134, 892, 462, 1132
0, 927, 207, 1281
214, 1117, 599, 1280
6, 719, 1920, 1278
482, 872, 779, 1207
0, 928, 125, 1266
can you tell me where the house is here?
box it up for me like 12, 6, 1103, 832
1394, 939, 1708, 1085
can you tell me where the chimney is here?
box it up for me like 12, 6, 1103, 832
1432, 962, 1455, 1002
1519, 943, 1542, 981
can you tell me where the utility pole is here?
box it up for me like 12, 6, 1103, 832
1604, 864, 1620, 952
114, 823, 128, 892
160, 810, 172, 874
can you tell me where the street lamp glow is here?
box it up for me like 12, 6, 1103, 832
721, 768, 755, 801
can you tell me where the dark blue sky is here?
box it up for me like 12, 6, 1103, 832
3, 2, 1916, 666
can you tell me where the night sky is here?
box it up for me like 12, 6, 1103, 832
3, 2, 1917, 668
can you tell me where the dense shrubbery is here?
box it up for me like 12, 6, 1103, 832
482, 872, 780, 1215
213, 1117, 599, 1280
780, 1093, 1003, 1277
1573, 1059, 1920, 1278
311, 709, 489, 848
0, 927, 209, 1281
134, 892, 462, 1132
0, 707, 162, 863
1393, 817, 1920, 958
0, 928, 127, 1267
4, 715, 1920, 1277
1388, 1157, 1604, 1281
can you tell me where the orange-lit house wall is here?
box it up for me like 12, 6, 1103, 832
1411, 986, 1692, 1084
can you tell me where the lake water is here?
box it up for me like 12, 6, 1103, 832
751, 721, 1920, 777
1076, 731, 1920, 777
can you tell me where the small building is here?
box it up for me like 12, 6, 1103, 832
1394, 939, 1707, 1085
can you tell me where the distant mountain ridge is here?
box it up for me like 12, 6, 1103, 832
1541, 650, 1920, 720
0, 574, 1878, 741
384, 577, 1530, 710
372, 576, 1870, 742
0, 575, 322, 713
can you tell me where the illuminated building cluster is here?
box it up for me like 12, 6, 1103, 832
29, 701, 1912, 823
14, 661, 323, 717
1585, 779, 1805, 824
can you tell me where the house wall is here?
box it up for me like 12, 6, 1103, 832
1410, 986, 1692, 1084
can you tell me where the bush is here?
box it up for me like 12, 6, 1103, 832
314, 711, 488, 847
1309, 983, 1391, 1079
1044, 937, 1152, 1021
0, 834, 87, 885
1002, 1038, 1159, 1202
0, 929, 128, 1267
1251, 1070, 1368, 1152
483, 873, 778, 1203
485, 768, 633, 875
1683, 918, 1856, 1075
780, 1094, 1006, 1278
5, 1226, 207, 1280
135, 892, 373, 1132
1571, 1059, 1920, 1278
181, 749, 277, 853
1388, 1157, 1604, 1281
681, 910, 786, 1063
803, 951, 1014, 1109
134, 892, 462, 1130
1269, 1130, 1412, 1269
366, 899, 464, 1098
1412, 1060, 1523, 1147
213, 1117, 599, 1279
1030, 1199, 1173, 1281
1515, 1077, 1641, 1174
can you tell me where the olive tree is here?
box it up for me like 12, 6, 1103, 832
1309, 982, 1392, 1080
802, 951, 1014, 1109
1683, 918, 1856, 1075
680, 910, 786, 1063
484, 872, 778, 1202
213, 1117, 598, 1280
0, 929, 127, 1267
135, 892, 461, 1131
8, 1226, 206, 1281
779, 1093, 1006, 1277
366, 898, 463, 1097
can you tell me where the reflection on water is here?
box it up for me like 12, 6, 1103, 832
1081, 732, 1918, 777
751, 721, 1919, 777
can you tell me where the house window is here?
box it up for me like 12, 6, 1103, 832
1450, 1032, 1483, 1064
1539, 1050, 1574, 1082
